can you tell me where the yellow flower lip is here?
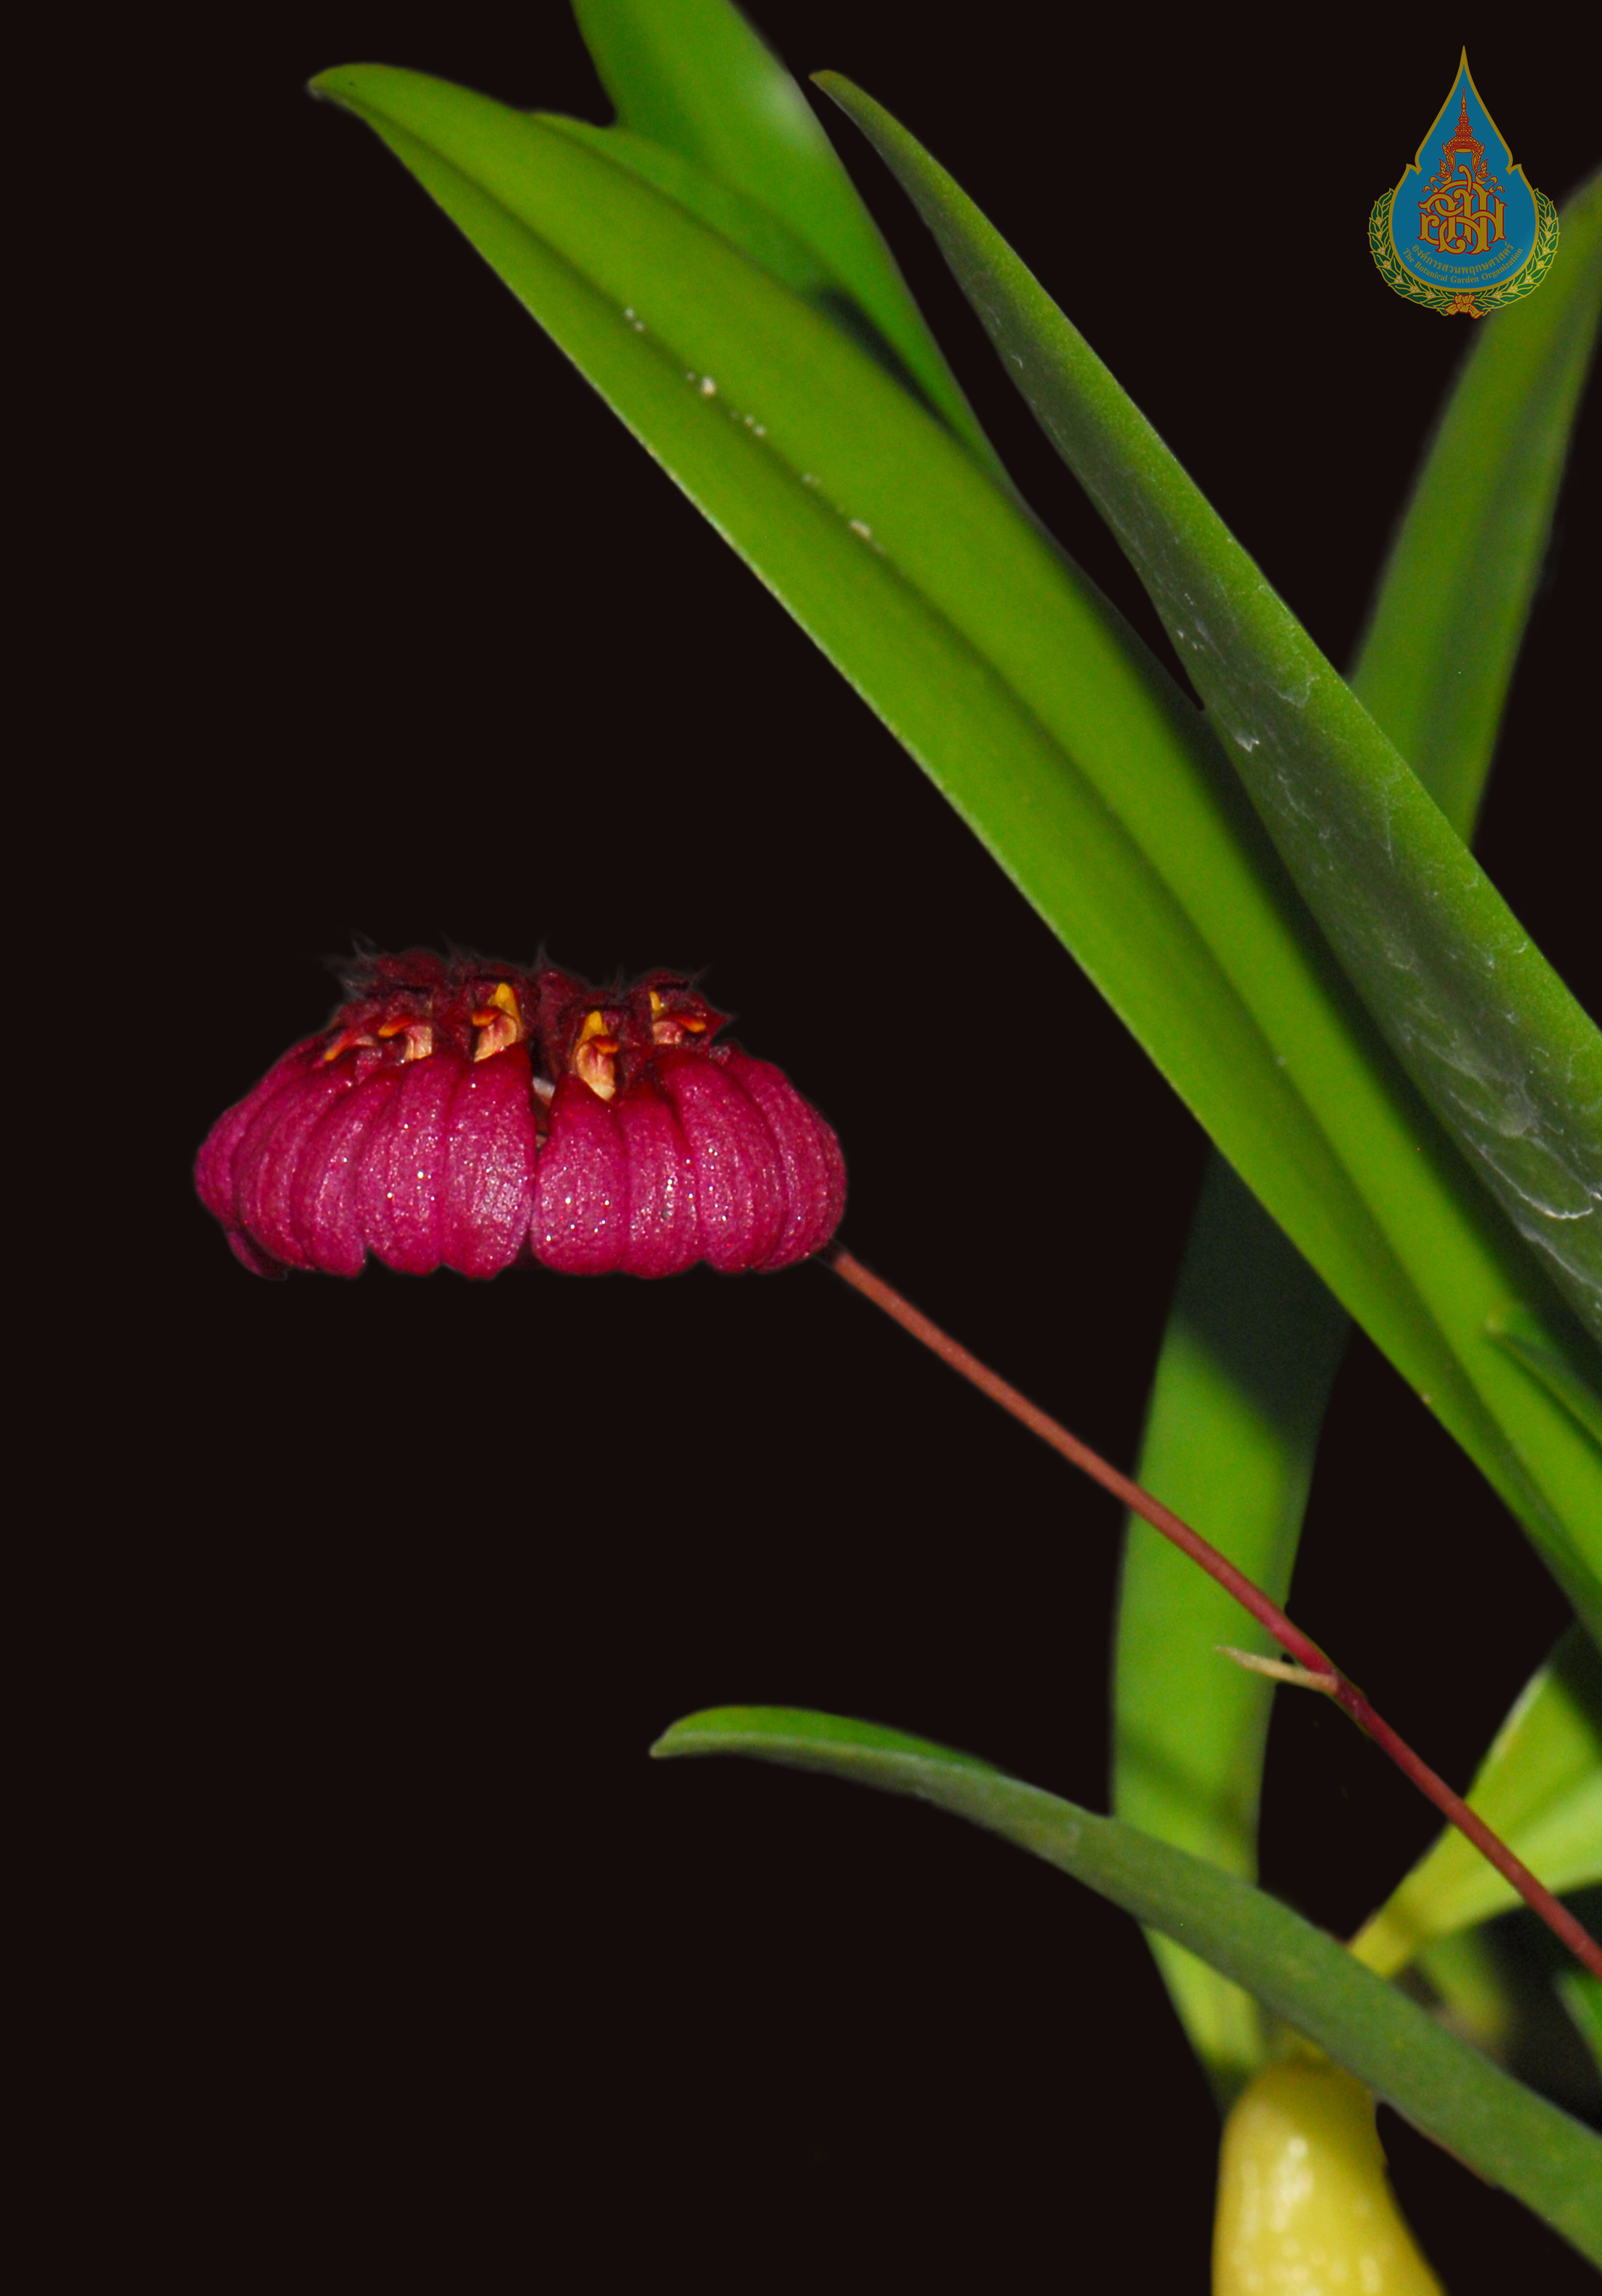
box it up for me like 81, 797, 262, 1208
572, 1008, 621, 1100
471, 980, 525, 1062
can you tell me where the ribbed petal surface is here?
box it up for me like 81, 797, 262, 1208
658, 1056, 786, 1273
198, 956, 847, 1286
232, 1064, 361, 1271
533, 1075, 629, 1273
616, 1084, 701, 1277
716, 1050, 846, 1268
194, 1037, 323, 1229
442, 1046, 540, 1277
291, 1068, 402, 1277
356, 1053, 458, 1274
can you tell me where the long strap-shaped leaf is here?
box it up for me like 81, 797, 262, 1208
1114, 206, 1602, 2089
1352, 181, 1602, 846
815, 77, 1602, 1345
570, 0, 1004, 479
309, 65, 1602, 1617
652, 1705, 1602, 2265
1113, 1162, 1346, 2096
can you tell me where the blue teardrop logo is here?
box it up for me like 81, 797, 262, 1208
1370, 52, 1558, 315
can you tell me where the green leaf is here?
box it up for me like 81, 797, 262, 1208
653, 1704, 1602, 2261
308, 62, 1602, 1618
1416, 1903, 1602, 2087
1558, 1969, 1602, 2079
814, 77, 1602, 1345
1114, 245, 1602, 2093
569, 0, 1003, 477
1416, 1926, 1518, 2060
1112, 1160, 1347, 2097
1350, 1628, 1602, 1976
1351, 169, 1602, 846
1488, 1304, 1602, 1450
535, 116, 849, 305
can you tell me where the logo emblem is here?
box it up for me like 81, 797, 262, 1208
1370, 52, 1558, 316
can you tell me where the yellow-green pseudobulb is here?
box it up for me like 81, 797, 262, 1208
1213, 2059, 1444, 2293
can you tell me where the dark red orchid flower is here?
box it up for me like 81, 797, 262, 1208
197, 950, 845, 1280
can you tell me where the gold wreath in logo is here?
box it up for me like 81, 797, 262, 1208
1368, 186, 1560, 318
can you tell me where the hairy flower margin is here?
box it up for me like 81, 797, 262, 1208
197, 950, 846, 1280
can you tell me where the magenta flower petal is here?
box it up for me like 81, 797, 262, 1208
658, 1055, 786, 1273
194, 1036, 323, 1229
715, 1049, 846, 1269
355, 1050, 459, 1275
442, 1045, 540, 1277
291, 1067, 404, 1277
198, 949, 846, 1283
533, 1075, 629, 1273
615, 1084, 701, 1277
225, 1226, 292, 1280
232, 1063, 362, 1271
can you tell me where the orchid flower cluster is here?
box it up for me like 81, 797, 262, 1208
198, 948, 845, 1283
206, 6, 1602, 2283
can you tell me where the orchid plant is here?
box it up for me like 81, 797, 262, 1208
243, 4, 1601, 2279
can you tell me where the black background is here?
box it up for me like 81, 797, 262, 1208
119, 7, 1600, 2285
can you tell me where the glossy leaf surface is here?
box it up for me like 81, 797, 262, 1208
818, 75, 1602, 1343
1114, 215, 1602, 2088
312, 60, 1602, 1620
653, 1704, 1602, 2262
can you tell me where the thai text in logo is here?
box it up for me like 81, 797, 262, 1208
1370, 53, 1556, 317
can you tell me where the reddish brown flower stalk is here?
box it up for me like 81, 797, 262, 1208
828, 1246, 1602, 1982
